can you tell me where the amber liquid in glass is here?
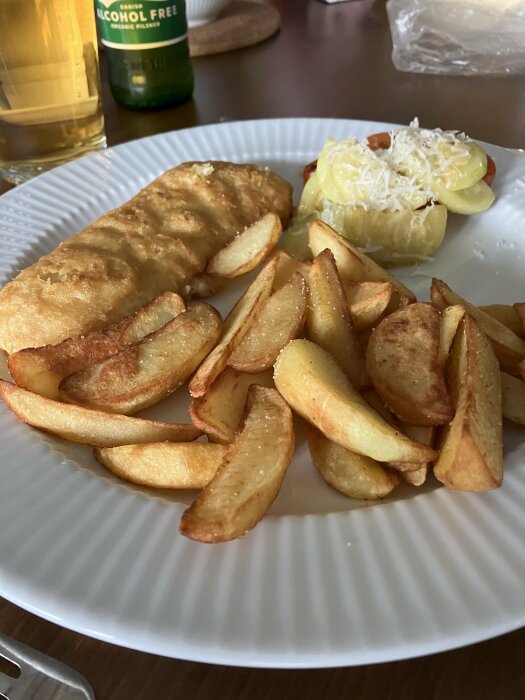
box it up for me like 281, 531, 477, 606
0, 0, 106, 183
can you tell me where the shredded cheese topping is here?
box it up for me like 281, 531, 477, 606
316, 120, 478, 212
387, 119, 472, 189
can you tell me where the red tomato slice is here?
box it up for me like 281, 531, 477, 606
366, 132, 392, 151
303, 159, 318, 184
483, 155, 496, 187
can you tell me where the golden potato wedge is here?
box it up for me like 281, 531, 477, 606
272, 249, 311, 291
402, 465, 428, 487
366, 303, 454, 426
274, 339, 437, 463
307, 424, 398, 499
184, 272, 226, 299
480, 304, 523, 338
362, 389, 432, 476
180, 385, 294, 543
190, 367, 274, 443
518, 358, 525, 385
189, 258, 277, 397
7, 292, 186, 400
206, 213, 282, 278
0, 380, 200, 447
501, 371, 525, 425
513, 302, 525, 336
431, 278, 525, 374
342, 280, 396, 331
434, 315, 502, 492
60, 301, 222, 415
228, 272, 307, 373
438, 304, 466, 368
95, 442, 226, 489
307, 249, 367, 390
392, 424, 434, 486
308, 219, 416, 304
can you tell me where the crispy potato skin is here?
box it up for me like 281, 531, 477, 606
366, 303, 454, 426
431, 278, 525, 375
229, 272, 307, 373
190, 368, 274, 444
189, 259, 277, 398
7, 292, 186, 400
306, 425, 398, 500
0, 379, 200, 447
180, 385, 294, 543
0, 162, 293, 354
274, 339, 437, 464
434, 315, 503, 492
501, 371, 525, 425
59, 301, 222, 415
95, 442, 225, 489
206, 213, 282, 278
307, 249, 367, 391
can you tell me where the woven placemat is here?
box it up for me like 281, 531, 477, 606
189, 1, 281, 57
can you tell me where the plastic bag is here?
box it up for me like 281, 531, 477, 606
386, 0, 525, 75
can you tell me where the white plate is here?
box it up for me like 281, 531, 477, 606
1, 118, 525, 668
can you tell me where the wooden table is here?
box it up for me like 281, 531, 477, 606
1, 1, 525, 697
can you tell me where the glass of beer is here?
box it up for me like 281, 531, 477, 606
0, 0, 107, 184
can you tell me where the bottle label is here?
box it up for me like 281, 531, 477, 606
95, 1, 188, 50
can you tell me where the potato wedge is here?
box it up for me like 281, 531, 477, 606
401, 465, 428, 487
272, 249, 311, 291
180, 385, 294, 543
60, 301, 222, 415
501, 371, 525, 425
0, 380, 200, 447
366, 303, 454, 426
513, 302, 525, 336
307, 424, 398, 499
431, 278, 525, 374
95, 442, 226, 489
362, 389, 432, 476
434, 315, 502, 492
228, 272, 307, 373
206, 213, 282, 278
274, 339, 437, 463
438, 304, 466, 368
189, 258, 277, 397
308, 219, 416, 304
190, 367, 274, 443
8, 292, 186, 400
307, 249, 367, 390
480, 304, 523, 338
343, 280, 395, 331
392, 424, 434, 486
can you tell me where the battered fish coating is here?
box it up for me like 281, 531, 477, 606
0, 161, 293, 354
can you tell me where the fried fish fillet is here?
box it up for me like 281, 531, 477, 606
0, 161, 293, 354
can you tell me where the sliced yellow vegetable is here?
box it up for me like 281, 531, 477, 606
433, 178, 495, 215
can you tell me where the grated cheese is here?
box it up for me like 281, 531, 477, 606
316, 121, 477, 213
386, 119, 472, 190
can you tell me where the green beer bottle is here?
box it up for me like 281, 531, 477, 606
95, 0, 194, 109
